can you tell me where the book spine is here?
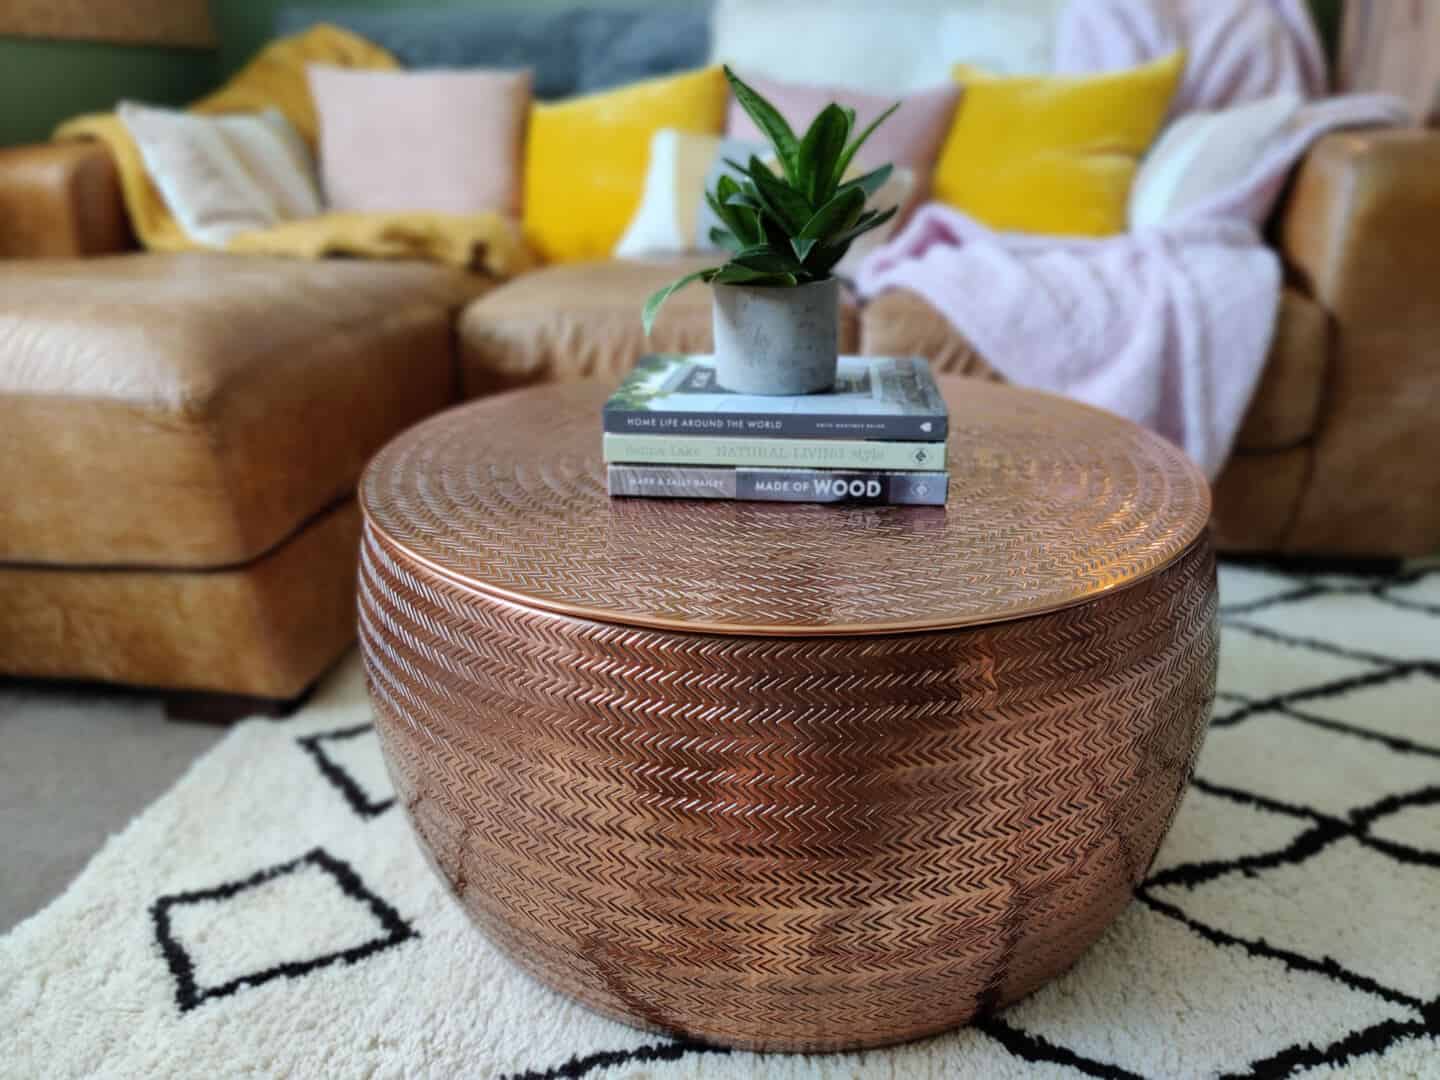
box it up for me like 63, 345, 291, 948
608, 465, 949, 506
603, 433, 947, 471
602, 408, 948, 442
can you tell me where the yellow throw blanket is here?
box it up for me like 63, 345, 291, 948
55, 25, 535, 276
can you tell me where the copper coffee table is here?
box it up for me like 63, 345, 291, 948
357, 378, 1217, 1053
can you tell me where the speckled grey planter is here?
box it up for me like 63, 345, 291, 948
712, 278, 839, 395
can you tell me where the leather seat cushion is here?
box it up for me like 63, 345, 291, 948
0, 499, 363, 698
457, 257, 862, 398
0, 253, 490, 567
858, 288, 1002, 381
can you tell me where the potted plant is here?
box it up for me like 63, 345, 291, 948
642, 66, 900, 395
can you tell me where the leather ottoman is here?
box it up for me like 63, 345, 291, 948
0, 252, 487, 706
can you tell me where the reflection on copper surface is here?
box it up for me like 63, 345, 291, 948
358, 529, 1218, 1051
360, 379, 1211, 636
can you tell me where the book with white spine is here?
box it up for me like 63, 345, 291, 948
602, 432, 946, 471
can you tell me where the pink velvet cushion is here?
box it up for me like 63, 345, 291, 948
308, 65, 532, 216
725, 74, 961, 174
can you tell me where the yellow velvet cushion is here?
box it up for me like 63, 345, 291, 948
524, 66, 729, 263
934, 52, 1185, 236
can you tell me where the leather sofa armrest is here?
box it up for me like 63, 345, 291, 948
1280, 128, 1440, 329
1270, 128, 1440, 556
0, 141, 134, 258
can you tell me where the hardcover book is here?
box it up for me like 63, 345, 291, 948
602, 432, 946, 471
608, 465, 949, 506
603, 354, 949, 441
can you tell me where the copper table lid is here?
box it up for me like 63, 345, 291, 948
360, 377, 1211, 636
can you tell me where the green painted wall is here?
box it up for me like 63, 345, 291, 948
0, 0, 558, 147
215, 0, 682, 75
0, 38, 215, 147
2, 0, 1350, 149
214, 0, 481, 77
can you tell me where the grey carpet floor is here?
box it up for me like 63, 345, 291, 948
0, 679, 226, 933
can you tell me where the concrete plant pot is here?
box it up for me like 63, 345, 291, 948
712, 278, 839, 395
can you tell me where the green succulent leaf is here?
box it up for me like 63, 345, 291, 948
802, 245, 843, 276
715, 173, 740, 206
731, 246, 805, 276
833, 101, 901, 187
723, 65, 800, 183
802, 205, 901, 276
835, 162, 894, 199
734, 242, 785, 259
722, 172, 786, 231
745, 155, 811, 232
790, 236, 818, 263
756, 209, 793, 253
710, 265, 797, 286
709, 226, 743, 254
797, 103, 852, 207
835, 208, 880, 237
722, 187, 766, 214
642, 268, 717, 335
705, 189, 761, 247
703, 188, 732, 227
826, 204, 899, 252
799, 186, 866, 243
741, 207, 766, 246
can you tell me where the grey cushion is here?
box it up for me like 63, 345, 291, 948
276, 4, 711, 100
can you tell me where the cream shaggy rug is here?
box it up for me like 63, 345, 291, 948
3, 561, 1438, 1079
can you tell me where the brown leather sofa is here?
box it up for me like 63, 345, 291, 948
2, 128, 1437, 709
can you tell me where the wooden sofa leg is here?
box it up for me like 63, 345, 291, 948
164, 684, 315, 725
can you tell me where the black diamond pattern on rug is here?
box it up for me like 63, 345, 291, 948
994, 560, 1440, 1079
151, 848, 416, 1013
298, 724, 396, 820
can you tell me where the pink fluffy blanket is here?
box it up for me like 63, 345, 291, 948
1056, 0, 1328, 113
854, 3, 1406, 477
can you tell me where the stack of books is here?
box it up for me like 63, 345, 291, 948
602, 354, 949, 506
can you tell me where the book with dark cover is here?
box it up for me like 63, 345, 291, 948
607, 465, 949, 506
603, 354, 949, 441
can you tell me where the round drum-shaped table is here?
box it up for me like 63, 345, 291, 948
357, 378, 1217, 1053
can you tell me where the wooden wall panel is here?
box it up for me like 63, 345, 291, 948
0, 0, 216, 50
1338, 0, 1440, 126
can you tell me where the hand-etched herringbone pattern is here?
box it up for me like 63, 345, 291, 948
358, 379, 1211, 635
357, 524, 1218, 1053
